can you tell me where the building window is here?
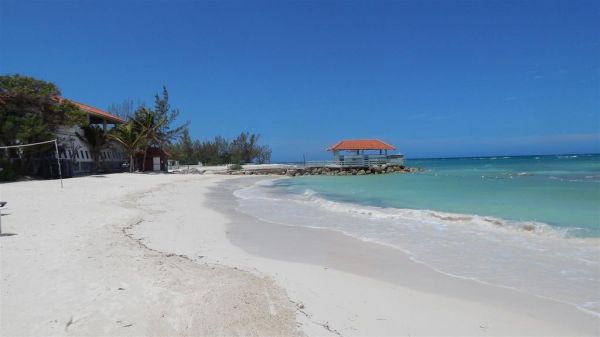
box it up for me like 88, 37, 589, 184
85, 151, 89, 159
80, 150, 84, 159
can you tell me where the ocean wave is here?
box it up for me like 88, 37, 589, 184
232, 180, 600, 318
296, 188, 571, 239
238, 179, 596, 240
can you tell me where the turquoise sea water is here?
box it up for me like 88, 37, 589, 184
233, 154, 600, 316
283, 154, 600, 237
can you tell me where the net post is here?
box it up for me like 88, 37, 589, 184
54, 139, 63, 189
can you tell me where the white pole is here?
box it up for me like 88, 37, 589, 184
53, 139, 63, 189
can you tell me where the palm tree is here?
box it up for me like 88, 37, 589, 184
132, 107, 166, 171
108, 122, 143, 172
76, 125, 108, 172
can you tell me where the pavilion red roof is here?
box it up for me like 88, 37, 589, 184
327, 139, 395, 151
55, 96, 124, 123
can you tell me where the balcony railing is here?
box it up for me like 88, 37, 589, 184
306, 156, 403, 168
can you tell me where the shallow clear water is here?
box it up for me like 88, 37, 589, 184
233, 154, 600, 317
288, 154, 600, 237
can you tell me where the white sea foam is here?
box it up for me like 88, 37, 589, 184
296, 187, 570, 239
233, 179, 600, 317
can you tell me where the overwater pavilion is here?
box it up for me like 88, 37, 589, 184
307, 139, 404, 168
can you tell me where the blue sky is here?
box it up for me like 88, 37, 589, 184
1, 0, 598, 161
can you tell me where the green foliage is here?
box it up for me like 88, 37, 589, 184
1, 75, 255, 177
56, 100, 88, 127
0, 74, 87, 177
229, 163, 242, 171
108, 122, 143, 172
168, 131, 272, 166
0, 74, 86, 147
172, 128, 196, 165
14, 113, 50, 142
131, 104, 170, 171
132, 106, 167, 147
152, 87, 189, 147
0, 161, 17, 181
113, 87, 187, 171
76, 125, 108, 153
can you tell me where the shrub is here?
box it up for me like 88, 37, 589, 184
229, 163, 242, 171
0, 162, 17, 181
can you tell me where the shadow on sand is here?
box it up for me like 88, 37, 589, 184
1, 212, 14, 236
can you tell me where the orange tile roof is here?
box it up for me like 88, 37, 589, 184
327, 139, 395, 151
55, 96, 124, 123
68, 99, 125, 123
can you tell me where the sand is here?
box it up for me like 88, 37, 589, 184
0, 174, 298, 336
1, 173, 598, 336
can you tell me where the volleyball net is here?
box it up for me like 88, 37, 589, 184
0, 139, 63, 188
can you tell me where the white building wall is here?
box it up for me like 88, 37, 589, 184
55, 124, 126, 175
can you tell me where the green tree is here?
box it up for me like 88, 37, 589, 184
179, 128, 195, 166
231, 132, 269, 164
0, 74, 86, 175
0, 75, 86, 145
168, 132, 272, 166
152, 86, 189, 148
127, 87, 187, 171
108, 122, 143, 172
132, 107, 166, 171
256, 145, 272, 164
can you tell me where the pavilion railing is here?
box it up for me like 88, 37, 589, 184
306, 157, 395, 168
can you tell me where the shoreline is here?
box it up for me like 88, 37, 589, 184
133, 175, 599, 336
233, 176, 600, 317
220, 178, 600, 324
2, 173, 598, 336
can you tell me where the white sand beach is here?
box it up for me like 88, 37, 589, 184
1, 173, 598, 336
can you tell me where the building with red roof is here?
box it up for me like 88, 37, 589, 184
306, 139, 404, 168
68, 99, 125, 125
54, 98, 127, 176
328, 139, 395, 152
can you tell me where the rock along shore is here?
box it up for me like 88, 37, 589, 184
175, 165, 423, 177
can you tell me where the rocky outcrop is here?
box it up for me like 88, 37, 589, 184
224, 164, 423, 176
173, 164, 423, 176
